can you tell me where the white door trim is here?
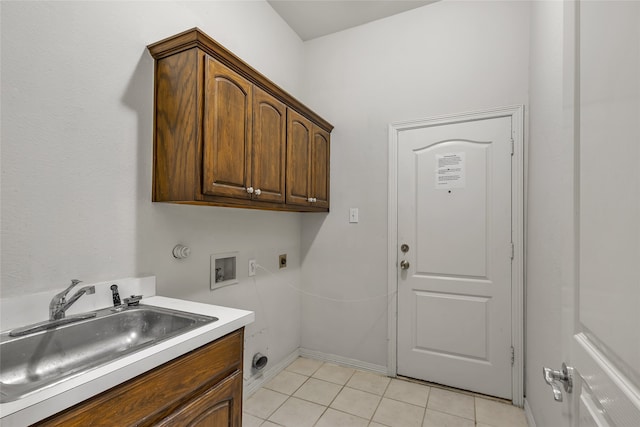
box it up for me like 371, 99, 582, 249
387, 105, 525, 406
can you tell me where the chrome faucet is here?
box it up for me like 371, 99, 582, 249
49, 279, 96, 320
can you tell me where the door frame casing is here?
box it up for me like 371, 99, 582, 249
387, 105, 525, 406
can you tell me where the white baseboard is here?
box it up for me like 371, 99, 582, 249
243, 349, 300, 399
298, 348, 388, 375
524, 398, 537, 427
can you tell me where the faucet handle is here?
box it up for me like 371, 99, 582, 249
124, 295, 142, 306
66, 280, 83, 297
59, 279, 83, 301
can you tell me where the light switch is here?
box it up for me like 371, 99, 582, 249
349, 208, 359, 223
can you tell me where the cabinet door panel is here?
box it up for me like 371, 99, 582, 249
311, 127, 330, 209
155, 371, 242, 427
286, 110, 312, 206
252, 87, 286, 203
203, 57, 252, 198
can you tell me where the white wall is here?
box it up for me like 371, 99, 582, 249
1, 3, 596, 423
525, 1, 572, 425
1, 0, 305, 373
300, 0, 531, 367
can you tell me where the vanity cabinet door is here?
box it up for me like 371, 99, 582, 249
202, 57, 253, 199
155, 371, 242, 427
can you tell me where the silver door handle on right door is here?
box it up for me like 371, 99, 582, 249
400, 260, 410, 270
543, 363, 573, 402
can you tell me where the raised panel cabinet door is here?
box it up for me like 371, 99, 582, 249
252, 87, 286, 203
202, 56, 252, 199
286, 109, 312, 206
155, 371, 242, 427
310, 126, 330, 209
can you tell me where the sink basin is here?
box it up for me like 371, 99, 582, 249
0, 305, 217, 403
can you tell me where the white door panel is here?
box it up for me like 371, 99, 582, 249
556, 1, 640, 425
397, 115, 513, 399
415, 142, 491, 277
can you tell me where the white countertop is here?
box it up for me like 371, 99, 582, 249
0, 291, 254, 426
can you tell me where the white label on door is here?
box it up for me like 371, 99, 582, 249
435, 152, 466, 189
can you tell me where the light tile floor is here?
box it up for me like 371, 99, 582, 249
244, 357, 528, 427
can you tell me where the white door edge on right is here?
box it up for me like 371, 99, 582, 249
561, 1, 640, 426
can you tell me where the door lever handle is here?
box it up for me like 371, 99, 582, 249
543, 363, 573, 402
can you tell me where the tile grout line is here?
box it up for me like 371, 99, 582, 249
474, 395, 478, 425
255, 359, 522, 426
286, 361, 360, 427
311, 362, 357, 427
262, 366, 315, 425
312, 362, 346, 427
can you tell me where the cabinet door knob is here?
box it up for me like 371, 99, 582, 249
246, 187, 254, 194
313, 198, 317, 203
254, 189, 262, 196
307, 197, 314, 202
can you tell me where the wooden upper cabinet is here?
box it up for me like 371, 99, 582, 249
202, 57, 252, 199
252, 87, 286, 203
286, 110, 312, 207
311, 126, 330, 209
148, 28, 332, 212
286, 110, 331, 209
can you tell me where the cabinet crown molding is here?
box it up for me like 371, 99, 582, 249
148, 27, 333, 132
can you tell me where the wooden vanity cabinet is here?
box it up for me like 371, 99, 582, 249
148, 28, 332, 212
37, 329, 244, 427
155, 371, 242, 426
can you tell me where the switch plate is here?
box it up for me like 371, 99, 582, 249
349, 208, 359, 223
248, 259, 257, 277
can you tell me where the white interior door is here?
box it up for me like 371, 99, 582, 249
557, 2, 640, 425
396, 112, 516, 400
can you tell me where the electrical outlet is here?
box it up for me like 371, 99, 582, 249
279, 254, 287, 269
248, 259, 257, 277
349, 208, 359, 223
